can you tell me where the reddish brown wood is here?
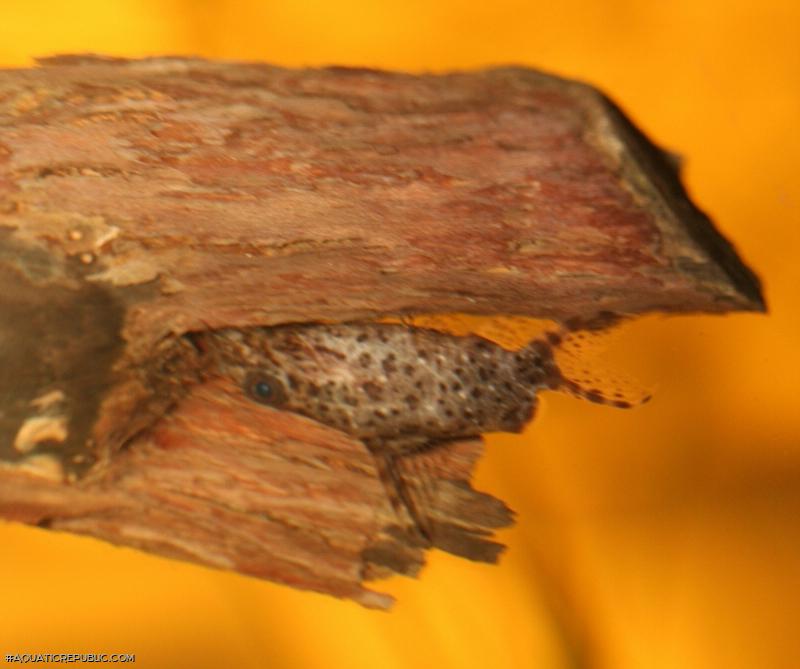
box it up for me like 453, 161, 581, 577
0, 56, 763, 607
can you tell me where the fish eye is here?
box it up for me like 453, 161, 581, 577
244, 371, 287, 407
253, 380, 272, 398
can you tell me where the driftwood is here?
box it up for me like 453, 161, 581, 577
0, 55, 763, 608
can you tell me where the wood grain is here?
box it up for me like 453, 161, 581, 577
0, 56, 763, 606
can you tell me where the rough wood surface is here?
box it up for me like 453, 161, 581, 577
0, 55, 763, 607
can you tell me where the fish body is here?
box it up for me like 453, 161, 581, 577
201, 321, 639, 539
203, 322, 564, 454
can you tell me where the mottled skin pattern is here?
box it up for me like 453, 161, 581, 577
201, 322, 633, 538
203, 323, 568, 452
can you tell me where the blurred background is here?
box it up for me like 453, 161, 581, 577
0, 1, 797, 667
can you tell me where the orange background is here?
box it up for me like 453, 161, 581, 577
1, 2, 798, 668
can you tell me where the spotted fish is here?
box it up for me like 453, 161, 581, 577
202, 322, 640, 537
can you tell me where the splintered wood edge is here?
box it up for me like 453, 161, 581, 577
0, 378, 511, 608
0, 57, 765, 606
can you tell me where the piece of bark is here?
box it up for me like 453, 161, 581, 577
0, 56, 763, 607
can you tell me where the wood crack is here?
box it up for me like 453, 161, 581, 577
0, 56, 763, 608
